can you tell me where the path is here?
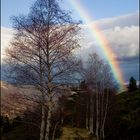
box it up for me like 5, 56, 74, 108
56, 126, 96, 140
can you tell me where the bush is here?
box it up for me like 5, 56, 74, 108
3, 116, 12, 133
12, 116, 22, 127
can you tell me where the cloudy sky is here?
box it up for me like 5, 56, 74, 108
1, 0, 139, 83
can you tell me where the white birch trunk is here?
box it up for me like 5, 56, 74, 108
40, 104, 46, 140
101, 89, 109, 139
89, 93, 94, 134
39, 46, 46, 140
96, 86, 99, 140
45, 97, 52, 140
86, 103, 89, 130
52, 122, 59, 140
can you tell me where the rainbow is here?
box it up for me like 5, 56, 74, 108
69, 0, 126, 91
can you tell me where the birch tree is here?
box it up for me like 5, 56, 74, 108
84, 53, 117, 140
5, 0, 81, 140
100, 63, 116, 140
85, 53, 102, 137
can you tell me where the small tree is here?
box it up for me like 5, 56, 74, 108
128, 77, 137, 91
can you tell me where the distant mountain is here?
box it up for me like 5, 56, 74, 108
1, 64, 16, 83
1, 64, 35, 85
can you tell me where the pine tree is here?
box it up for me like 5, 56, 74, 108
128, 77, 137, 91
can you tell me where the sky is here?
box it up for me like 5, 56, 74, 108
1, 0, 139, 27
1, 0, 139, 83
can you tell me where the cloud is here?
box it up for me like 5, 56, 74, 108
1, 27, 14, 59
116, 56, 139, 62
1, 12, 139, 63
104, 25, 139, 61
79, 12, 139, 62
94, 11, 139, 30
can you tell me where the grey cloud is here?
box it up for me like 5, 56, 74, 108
79, 24, 139, 62
94, 12, 139, 30
79, 11, 139, 61
1, 12, 139, 64
116, 56, 139, 62
103, 26, 139, 60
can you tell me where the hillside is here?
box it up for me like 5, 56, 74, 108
117, 89, 140, 115
1, 82, 140, 140
1, 81, 39, 118
106, 89, 140, 140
